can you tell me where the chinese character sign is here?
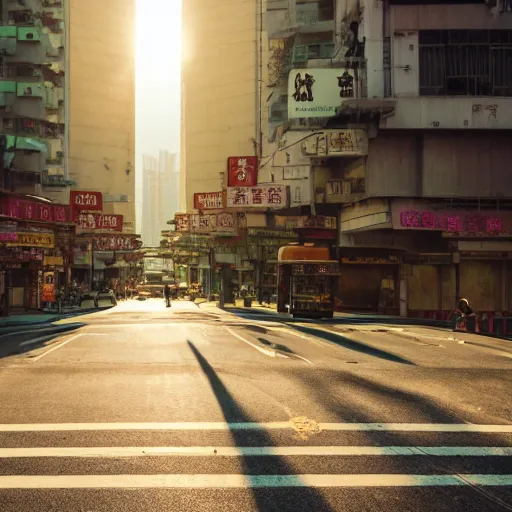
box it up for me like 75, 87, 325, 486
194, 192, 224, 210
226, 186, 288, 208
227, 157, 258, 187
70, 191, 103, 212
93, 236, 142, 251
0, 197, 69, 223
175, 214, 190, 233
75, 213, 123, 232
396, 209, 507, 235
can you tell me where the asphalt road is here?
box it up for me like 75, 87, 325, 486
0, 299, 510, 511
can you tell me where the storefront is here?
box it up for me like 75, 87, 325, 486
338, 250, 401, 313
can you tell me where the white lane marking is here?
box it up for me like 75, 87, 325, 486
30, 333, 86, 362
0, 422, 511, 432
0, 446, 511, 458
224, 327, 289, 359
0, 474, 511, 489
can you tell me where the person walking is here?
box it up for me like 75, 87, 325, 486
164, 284, 171, 308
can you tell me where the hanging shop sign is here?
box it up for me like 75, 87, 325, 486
275, 215, 337, 230
0, 232, 17, 242
227, 157, 258, 187
175, 214, 190, 233
216, 212, 237, 235
341, 255, 400, 265
93, 235, 142, 251
75, 213, 123, 232
7, 232, 54, 248
190, 214, 216, 234
248, 228, 297, 239
194, 191, 225, 210
292, 263, 340, 275
288, 68, 355, 119
226, 185, 288, 208
302, 130, 368, 157
0, 247, 44, 262
70, 191, 103, 212
0, 197, 69, 223
41, 271, 56, 303
44, 256, 64, 266
392, 204, 512, 236
73, 241, 90, 265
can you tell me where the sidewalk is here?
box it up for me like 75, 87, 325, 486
0, 300, 116, 329
199, 301, 453, 328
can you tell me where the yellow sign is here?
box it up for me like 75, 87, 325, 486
44, 256, 64, 266
7, 232, 55, 249
41, 271, 56, 303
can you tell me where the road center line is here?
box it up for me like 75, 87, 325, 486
0, 474, 510, 489
30, 333, 86, 362
0, 446, 510, 458
0, 422, 511, 432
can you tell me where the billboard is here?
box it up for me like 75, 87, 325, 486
226, 186, 288, 208
288, 68, 355, 119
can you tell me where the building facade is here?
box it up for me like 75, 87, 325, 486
264, 0, 512, 317
0, 0, 138, 313
0, 0, 136, 233
181, 0, 263, 211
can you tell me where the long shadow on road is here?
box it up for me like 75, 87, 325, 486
0, 323, 84, 359
187, 340, 333, 512
290, 324, 415, 365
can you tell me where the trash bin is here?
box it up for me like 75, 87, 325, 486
243, 297, 252, 308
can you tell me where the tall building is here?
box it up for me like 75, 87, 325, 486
0, 0, 136, 234
141, 151, 178, 248
0, 0, 137, 313
181, 0, 263, 211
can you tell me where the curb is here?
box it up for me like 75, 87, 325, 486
211, 304, 453, 328
0, 306, 114, 330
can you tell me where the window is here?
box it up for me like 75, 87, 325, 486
419, 30, 512, 96
296, 0, 334, 24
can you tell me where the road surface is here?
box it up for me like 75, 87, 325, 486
0, 299, 510, 511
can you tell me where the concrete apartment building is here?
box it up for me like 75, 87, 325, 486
0, 0, 136, 233
141, 150, 179, 248
181, 0, 263, 211
264, 0, 512, 316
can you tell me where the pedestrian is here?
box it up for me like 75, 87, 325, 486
164, 284, 171, 308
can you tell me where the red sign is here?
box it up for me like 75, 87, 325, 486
194, 192, 224, 210
70, 191, 103, 211
75, 213, 123, 231
227, 156, 258, 187
93, 235, 142, 251
0, 197, 70, 223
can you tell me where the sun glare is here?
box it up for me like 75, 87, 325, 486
136, 0, 182, 78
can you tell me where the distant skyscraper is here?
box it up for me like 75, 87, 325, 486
141, 151, 179, 247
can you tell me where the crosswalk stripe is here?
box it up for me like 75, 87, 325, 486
0, 422, 511, 432
0, 446, 511, 458
0, 474, 510, 489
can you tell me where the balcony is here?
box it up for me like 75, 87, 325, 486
325, 178, 366, 204
291, 42, 335, 66
0, 26, 17, 55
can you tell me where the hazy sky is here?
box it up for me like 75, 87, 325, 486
135, 0, 181, 227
